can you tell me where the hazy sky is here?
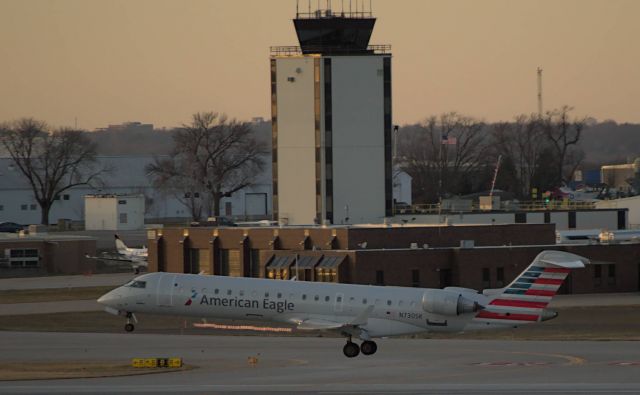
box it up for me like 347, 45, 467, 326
1, 0, 638, 130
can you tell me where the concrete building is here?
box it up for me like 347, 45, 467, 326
85, 194, 145, 231
395, 208, 628, 231
145, 224, 640, 294
271, 7, 392, 225
0, 233, 96, 277
596, 196, 640, 229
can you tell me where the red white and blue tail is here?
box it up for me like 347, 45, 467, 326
474, 251, 587, 325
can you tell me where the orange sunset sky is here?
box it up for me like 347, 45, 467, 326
0, 0, 638, 130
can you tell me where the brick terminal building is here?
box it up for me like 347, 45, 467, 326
146, 224, 640, 294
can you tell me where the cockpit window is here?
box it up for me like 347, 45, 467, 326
126, 280, 147, 289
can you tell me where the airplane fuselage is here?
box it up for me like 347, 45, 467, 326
102, 272, 486, 337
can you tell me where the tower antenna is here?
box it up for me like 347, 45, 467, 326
537, 67, 543, 117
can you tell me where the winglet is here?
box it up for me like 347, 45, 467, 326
349, 305, 374, 326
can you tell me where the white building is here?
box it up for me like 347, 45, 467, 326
596, 196, 640, 229
271, 8, 392, 225
84, 194, 145, 231
0, 156, 272, 225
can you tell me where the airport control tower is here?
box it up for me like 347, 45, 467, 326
271, 2, 392, 225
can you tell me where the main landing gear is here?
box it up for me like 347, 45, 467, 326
342, 336, 378, 358
124, 312, 136, 332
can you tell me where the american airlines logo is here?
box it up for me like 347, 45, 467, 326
185, 290, 198, 306
199, 294, 294, 313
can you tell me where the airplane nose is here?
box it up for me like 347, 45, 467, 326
97, 290, 119, 306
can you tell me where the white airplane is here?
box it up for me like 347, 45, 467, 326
97, 250, 586, 358
86, 235, 148, 274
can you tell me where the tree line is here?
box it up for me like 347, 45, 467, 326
397, 106, 587, 204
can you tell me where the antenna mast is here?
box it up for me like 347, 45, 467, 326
537, 67, 543, 117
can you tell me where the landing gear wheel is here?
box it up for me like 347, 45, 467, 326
343, 341, 360, 358
361, 340, 377, 355
125, 323, 135, 332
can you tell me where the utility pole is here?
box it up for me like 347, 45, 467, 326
537, 67, 543, 117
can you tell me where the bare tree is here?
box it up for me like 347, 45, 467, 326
491, 115, 547, 198
542, 106, 586, 185
400, 113, 489, 203
0, 118, 105, 225
146, 112, 267, 221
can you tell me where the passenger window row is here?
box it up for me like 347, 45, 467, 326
200, 288, 410, 307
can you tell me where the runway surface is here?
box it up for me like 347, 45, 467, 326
1, 331, 640, 394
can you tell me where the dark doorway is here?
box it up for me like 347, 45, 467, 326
568, 211, 577, 229
618, 210, 627, 230
439, 269, 452, 288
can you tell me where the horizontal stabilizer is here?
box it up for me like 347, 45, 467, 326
538, 251, 588, 269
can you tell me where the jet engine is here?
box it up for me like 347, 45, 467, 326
422, 289, 481, 316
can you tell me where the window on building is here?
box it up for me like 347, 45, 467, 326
21, 204, 27, 211
227, 289, 232, 295
249, 249, 260, 278
30, 204, 36, 210
277, 293, 282, 299
219, 249, 230, 276
375, 270, 384, 286
594, 265, 602, 286
387, 300, 392, 306
2, 249, 39, 268
314, 295, 319, 301
482, 268, 491, 288
225, 201, 232, 216
496, 267, 505, 287
336, 296, 342, 303
184, 248, 200, 274
568, 211, 577, 229
119, 213, 127, 224
63, 194, 70, 200
411, 269, 420, 287
118, 199, 127, 204
302, 294, 307, 300
608, 264, 616, 285
362, 298, 368, 304
194, 192, 200, 198
0, 205, 4, 211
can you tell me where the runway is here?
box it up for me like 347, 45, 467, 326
1, 331, 639, 394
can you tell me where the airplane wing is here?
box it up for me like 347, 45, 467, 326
288, 305, 375, 331
293, 318, 345, 331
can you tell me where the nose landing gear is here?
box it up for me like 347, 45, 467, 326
124, 312, 137, 332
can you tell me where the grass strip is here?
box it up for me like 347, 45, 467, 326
0, 286, 116, 304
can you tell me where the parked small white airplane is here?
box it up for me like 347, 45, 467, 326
97, 250, 586, 357
86, 235, 148, 274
